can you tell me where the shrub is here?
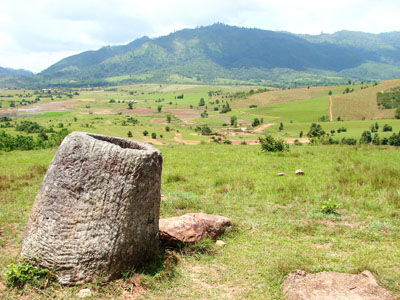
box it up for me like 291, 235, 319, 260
127, 131, 132, 137
307, 123, 325, 138
360, 131, 372, 144
151, 132, 157, 139
383, 124, 392, 132
372, 133, 380, 145
321, 199, 339, 215
252, 118, 260, 127
223, 140, 232, 145
341, 137, 357, 145
259, 134, 289, 152
165, 126, 170, 132
143, 130, 149, 136
389, 132, 400, 146
5, 258, 49, 288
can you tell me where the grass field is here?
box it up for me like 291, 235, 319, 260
0, 144, 399, 299
1, 81, 400, 299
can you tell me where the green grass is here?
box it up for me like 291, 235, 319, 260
1, 144, 399, 299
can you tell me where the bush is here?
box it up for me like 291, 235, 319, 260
372, 133, 380, 145
320, 199, 339, 215
252, 118, 260, 127
5, 258, 49, 288
223, 140, 232, 145
383, 124, 392, 132
143, 130, 149, 136
127, 131, 132, 137
307, 123, 325, 138
151, 132, 157, 139
389, 132, 400, 146
360, 131, 372, 144
259, 134, 289, 152
341, 137, 357, 145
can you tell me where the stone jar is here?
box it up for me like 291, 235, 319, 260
20, 132, 162, 285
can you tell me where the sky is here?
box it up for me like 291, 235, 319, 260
1, 0, 400, 73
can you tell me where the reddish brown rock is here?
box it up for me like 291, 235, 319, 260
283, 270, 394, 300
159, 213, 232, 245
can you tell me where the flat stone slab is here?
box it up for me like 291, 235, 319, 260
159, 213, 232, 245
283, 270, 394, 300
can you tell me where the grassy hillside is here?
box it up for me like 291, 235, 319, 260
332, 79, 400, 120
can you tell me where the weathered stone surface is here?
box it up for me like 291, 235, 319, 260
295, 169, 305, 175
20, 132, 162, 285
159, 213, 232, 245
215, 240, 227, 247
277, 172, 286, 176
283, 270, 394, 300
77, 288, 92, 298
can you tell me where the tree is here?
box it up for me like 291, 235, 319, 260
395, 107, 400, 119
328, 90, 332, 95
279, 122, 284, 131
360, 131, 372, 144
142, 130, 148, 136
252, 118, 260, 127
198, 98, 205, 106
157, 105, 162, 113
230, 115, 237, 126
259, 135, 289, 152
307, 123, 325, 138
166, 114, 171, 123
127, 131, 133, 137
128, 102, 133, 109
299, 131, 303, 138
151, 133, 156, 139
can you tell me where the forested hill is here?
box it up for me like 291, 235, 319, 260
38, 24, 400, 85
0, 67, 33, 77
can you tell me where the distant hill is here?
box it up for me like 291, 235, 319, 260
0, 67, 34, 88
36, 24, 400, 86
0, 67, 33, 77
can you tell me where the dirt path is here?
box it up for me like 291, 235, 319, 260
329, 96, 333, 121
252, 123, 275, 133
173, 132, 200, 145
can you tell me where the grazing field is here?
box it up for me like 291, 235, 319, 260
1, 81, 400, 299
0, 145, 399, 299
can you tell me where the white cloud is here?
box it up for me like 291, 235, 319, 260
0, 0, 399, 72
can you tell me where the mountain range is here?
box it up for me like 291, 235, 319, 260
8, 24, 400, 87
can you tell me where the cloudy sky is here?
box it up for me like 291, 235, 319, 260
1, 0, 399, 73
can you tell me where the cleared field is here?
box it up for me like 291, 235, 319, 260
332, 79, 400, 121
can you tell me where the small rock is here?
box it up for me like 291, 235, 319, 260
77, 288, 92, 298
277, 172, 286, 176
216, 240, 227, 247
295, 169, 304, 175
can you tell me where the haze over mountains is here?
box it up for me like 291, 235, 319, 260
4, 24, 400, 87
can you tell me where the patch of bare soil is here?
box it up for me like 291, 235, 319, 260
117, 275, 146, 300
173, 132, 200, 145
163, 108, 200, 121
141, 136, 167, 146
230, 139, 260, 145
150, 118, 167, 124
123, 107, 162, 116
252, 123, 276, 133
0, 100, 87, 115
80, 107, 114, 115
285, 138, 310, 144
283, 270, 394, 300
